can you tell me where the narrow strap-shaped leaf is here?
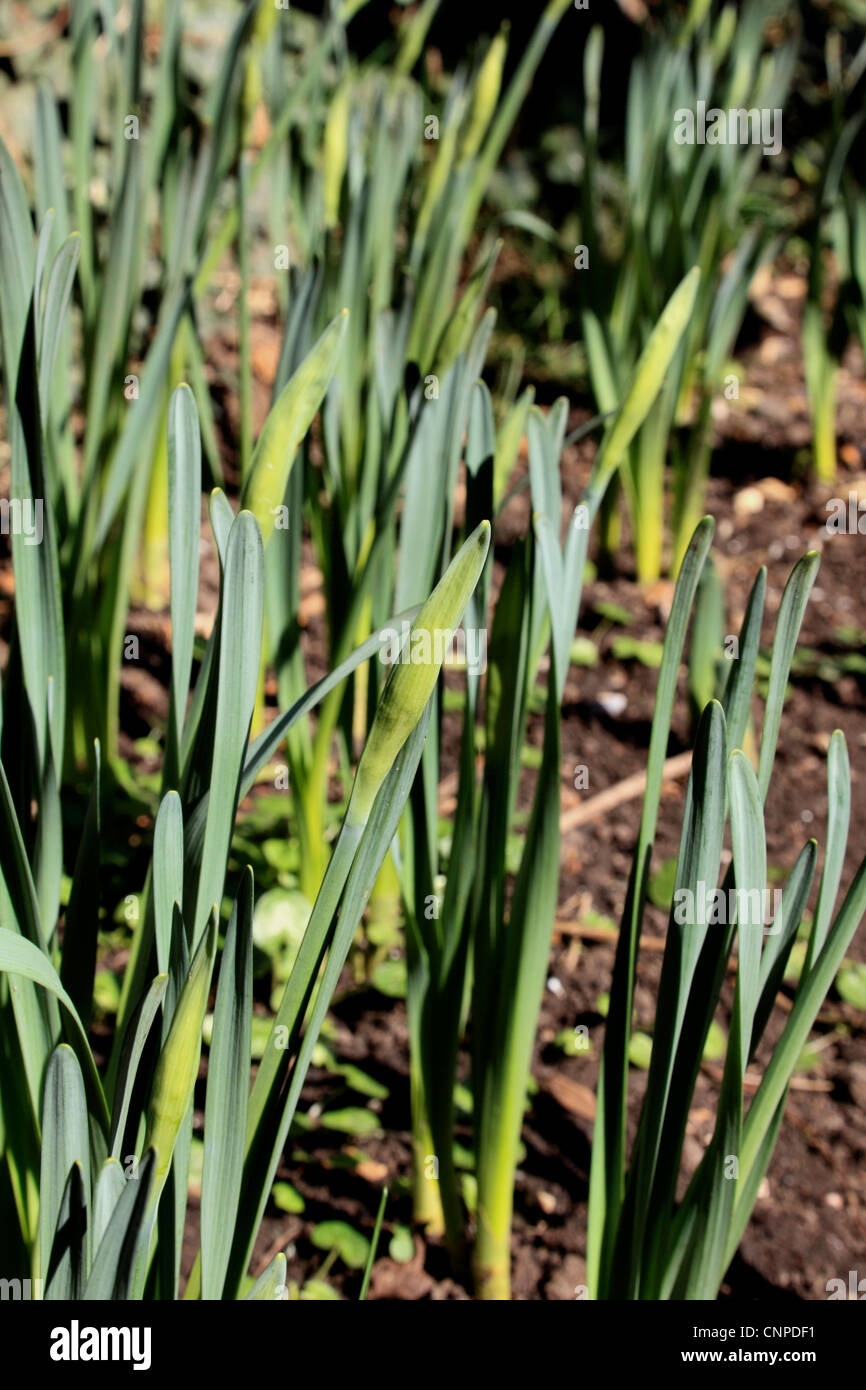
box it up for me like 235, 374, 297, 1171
751, 839, 816, 1059
588, 517, 713, 1295
474, 677, 562, 1300
0, 929, 107, 1133
166, 385, 202, 782
0, 765, 57, 1124
533, 511, 566, 689
459, 0, 571, 248
44, 1162, 87, 1300
359, 1188, 388, 1301
82, 1149, 156, 1301
92, 1158, 126, 1252
394, 366, 461, 612
60, 740, 101, 1026
689, 553, 724, 713
723, 1092, 787, 1270
728, 751, 766, 1051
740, 852, 866, 1185
110, 974, 168, 1160
34, 86, 70, 245
144, 911, 217, 1195
720, 566, 765, 753
39, 1045, 91, 1289
618, 700, 727, 1291
153, 792, 184, 978
756, 551, 820, 801
678, 750, 770, 1296
225, 708, 432, 1299
244, 1252, 287, 1301
35, 691, 63, 942
201, 869, 254, 1300
241, 309, 348, 547
209, 487, 235, 571
38, 233, 80, 431
804, 730, 850, 971
81, 140, 142, 486
9, 301, 66, 776
92, 279, 190, 552
192, 512, 264, 947
587, 267, 701, 510
0, 133, 35, 385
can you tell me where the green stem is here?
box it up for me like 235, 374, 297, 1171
472, 1186, 513, 1301
410, 1092, 445, 1237
812, 368, 838, 484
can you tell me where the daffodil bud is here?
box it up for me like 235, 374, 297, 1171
241, 310, 348, 548
323, 83, 351, 230
462, 28, 508, 162
348, 520, 491, 826
145, 912, 217, 1188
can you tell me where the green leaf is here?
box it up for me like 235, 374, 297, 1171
389, 1225, 415, 1263
82, 1150, 156, 1300
702, 1020, 727, 1062
153, 792, 184, 978
252, 887, 310, 972
741, 854, 866, 1188
145, 911, 217, 1194
350, 521, 490, 826
836, 961, 866, 1011
0, 928, 107, 1133
728, 750, 767, 1053
244, 1252, 287, 1300
804, 731, 850, 971
648, 858, 678, 910
38, 233, 80, 431
371, 958, 407, 998
60, 741, 101, 1027
611, 636, 664, 669
92, 1159, 126, 1251
242, 310, 348, 547
272, 1182, 305, 1215
45, 1163, 87, 1299
0, 133, 36, 385
299, 1277, 341, 1300
628, 1032, 653, 1069
109, 974, 168, 1161
166, 385, 202, 780
588, 517, 714, 1298
591, 267, 701, 503
201, 870, 254, 1300
333, 1064, 389, 1100
757, 552, 819, 801
192, 512, 264, 947
319, 1107, 381, 1137
40, 1045, 91, 1291
226, 709, 433, 1298
311, 1220, 371, 1270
